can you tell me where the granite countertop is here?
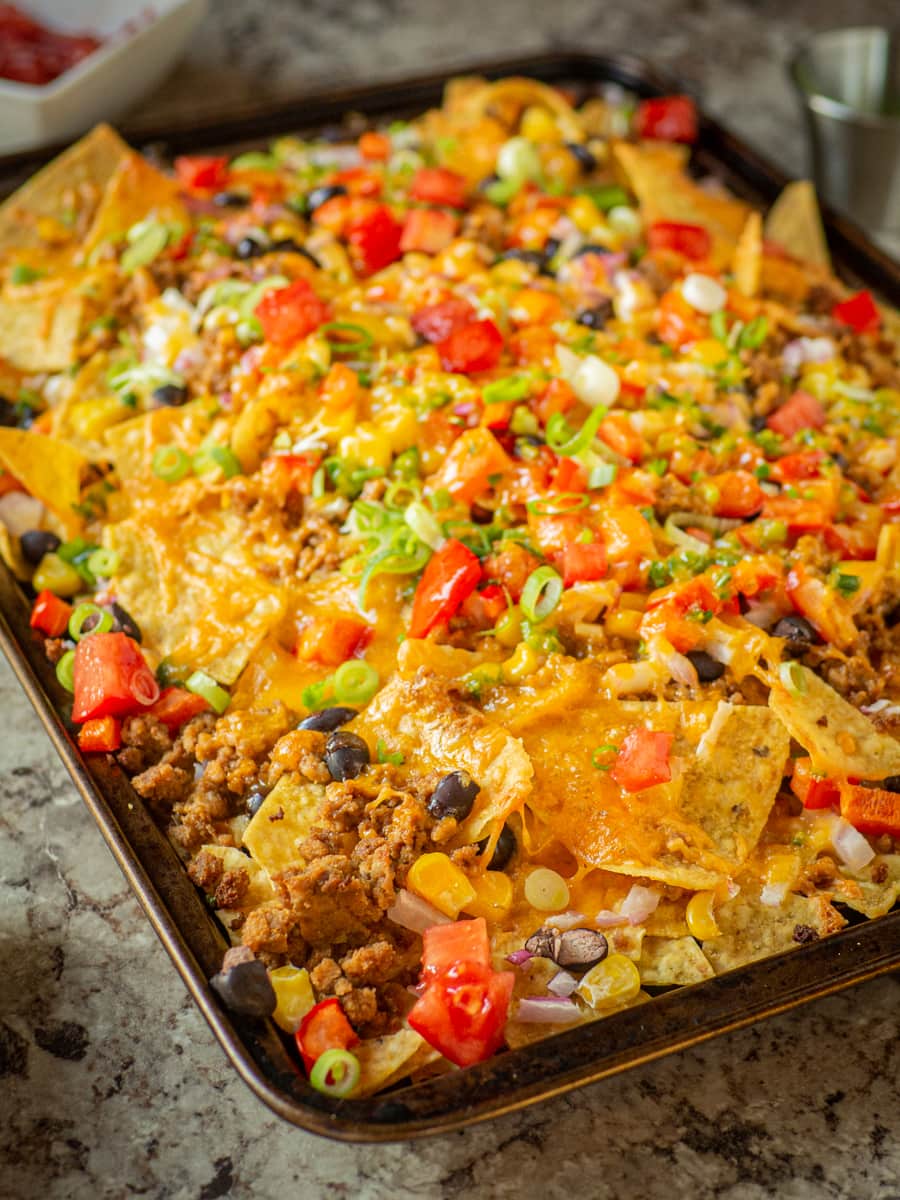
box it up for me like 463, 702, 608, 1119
3, 1, 900, 1196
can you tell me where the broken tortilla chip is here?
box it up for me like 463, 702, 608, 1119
81, 150, 188, 264
702, 888, 844, 974
639, 936, 714, 986
0, 282, 84, 372
0, 428, 85, 537
733, 210, 762, 297
352, 1028, 442, 1097
764, 180, 830, 269
241, 773, 327, 878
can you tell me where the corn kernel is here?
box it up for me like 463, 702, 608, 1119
32, 553, 83, 597
685, 892, 720, 941
877, 525, 899, 572
569, 194, 602, 233
503, 642, 540, 681
494, 607, 523, 648
463, 871, 514, 922
691, 338, 730, 368
407, 852, 476, 918
801, 362, 839, 400
605, 609, 642, 639
524, 867, 570, 912
269, 965, 315, 1033
520, 105, 560, 143
576, 953, 641, 1009
338, 423, 393, 472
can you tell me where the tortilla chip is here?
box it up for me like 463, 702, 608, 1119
764, 180, 830, 269
644, 897, 689, 939
831, 854, 900, 919
0, 125, 130, 264
103, 509, 285, 684
613, 141, 750, 268
769, 664, 900, 781
351, 670, 534, 842
0, 283, 84, 372
352, 1028, 441, 1097
0, 428, 85, 537
639, 936, 714, 986
81, 151, 188, 263
702, 888, 844, 973
232, 774, 326, 878
733, 211, 762, 297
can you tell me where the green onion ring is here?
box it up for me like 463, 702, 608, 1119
319, 322, 374, 355
526, 493, 589, 516
86, 548, 119, 579
185, 670, 231, 714
545, 406, 606, 457
55, 649, 76, 693
152, 445, 191, 483
333, 660, 380, 705
521, 565, 564, 623
778, 660, 808, 696
68, 603, 114, 642
309, 1048, 361, 1098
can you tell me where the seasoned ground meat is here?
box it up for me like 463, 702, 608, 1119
42, 637, 67, 665
117, 714, 173, 774
215, 868, 250, 909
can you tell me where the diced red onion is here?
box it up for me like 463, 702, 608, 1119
726, 880, 741, 900
0, 492, 44, 537
592, 910, 629, 928
506, 949, 533, 966
545, 911, 587, 931
386, 889, 452, 934
547, 970, 578, 997
830, 817, 875, 873
516, 996, 582, 1024
620, 884, 660, 926
174, 346, 205, 375
781, 337, 835, 375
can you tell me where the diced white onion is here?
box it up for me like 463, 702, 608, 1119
0, 492, 44, 537
556, 345, 620, 408
497, 136, 542, 183
620, 884, 660, 925
386, 888, 452, 934
760, 881, 789, 908
515, 996, 582, 1024
547, 970, 579, 997
743, 597, 787, 630
682, 273, 727, 314
545, 911, 587, 931
830, 817, 876, 873
697, 701, 734, 758
781, 337, 835, 375
592, 910, 629, 928
404, 500, 444, 550
861, 699, 892, 714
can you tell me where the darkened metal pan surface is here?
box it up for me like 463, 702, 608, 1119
2, 51, 899, 1142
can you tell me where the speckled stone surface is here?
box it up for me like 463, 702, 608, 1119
4, 2, 900, 1197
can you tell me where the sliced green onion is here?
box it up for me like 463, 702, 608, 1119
587, 462, 617, 489
229, 151, 278, 171
545, 406, 606, 457
526, 493, 589, 516
309, 1048, 360, 1098
521, 566, 564, 623
664, 512, 716, 556
121, 222, 170, 273
496, 137, 543, 184
755, 518, 787, 548
832, 571, 860, 598
192, 444, 242, 479
236, 317, 262, 346
56, 649, 76, 693
484, 177, 522, 206
392, 448, 420, 481
152, 445, 191, 483
186, 670, 230, 714
376, 738, 404, 766
68, 603, 114, 642
86, 548, 119, 579
239, 275, 290, 319
591, 743, 619, 770
302, 678, 334, 711
778, 660, 808, 696
510, 407, 539, 436
404, 499, 444, 550
320, 322, 374, 356
358, 542, 430, 607
482, 375, 531, 405
739, 315, 769, 349
709, 310, 728, 343
333, 660, 379, 705
10, 264, 44, 285
579, 184, 630, 212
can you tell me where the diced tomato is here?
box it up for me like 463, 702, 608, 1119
71, 633, 160, 724
711, 470, 763, 518
460, 583, 507, 628
432, 426, 512, 506
259, 453, 321, 499
409, 167, 468, 209
761, 496, 830, 534
411, 298, 477, 344
786, 562, 857, 648
295, 998, 359, 1074
648, 222, 711, 261
346, 205, 404, 273
319, 361, 361, 410
421, 917, 492, 975
481, 401, 514, 431
643, 575, 721, 652
771, 450, 825, 483
332, 167, 383, 198
610, 727, 674, 793
532, 377, 577, 426
408, 960, 514, 1068
409, 539, 482, 639
552, 457, 588, 493
657, 288, 707, 348
561, 541, 608, 586
824, 519, 880, 561
882, 495, 900, 516
766, 390, 826, 438
295, 616, 371, 666
174, 155, 229, 191
840, 784, 900, 837
358, 130, 391, 161
730, 556, 782, 598
400, 208, 458, 254
832, 290, 880, 334
635, 95, 698, 143
598, 506, 656, 587
482, 542, 542, 602
790, 757, 840, 811
30, 590, 73, 637
145, 686, 211, 733
77, 716, 122, 754
599, 413, 643, 464
437, 319, 504, 374
255, 280, 329, 347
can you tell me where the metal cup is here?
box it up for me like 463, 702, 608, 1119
791, 26, 900, 254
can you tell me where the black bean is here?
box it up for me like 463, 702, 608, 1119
0, 397, 18, 427
247, 790, 267, 816
20, 529, 61, 565
792, 924, 819, 945
566, 142, 596, 172
428, 770, 480, 821
686, 649, 725, 682
543, 237, 561, 261
479, 173, 500, 193
307, 184, 347, 212
325, 730, 370, 781
487, 823, 516, 871
887, 604, 900, 629
212, 190, 250, 208
498, 248, 545, 271
210, 960, 276, 1017
576, 300, 613, 329
524, 927, 555, 958
111, 603, 142, 643
553, 928, 609, 971
152, 383, 189, 407
832, 451, 849, 471
772, 614, 818, 648
269, 239, 322, 268
571, 243, 612, 260
236, 235, 267, 260
750, 414, 769, 433
881, 776, 900, 794
298, 705, 358, 732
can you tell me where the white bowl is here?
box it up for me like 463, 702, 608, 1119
0, 0, 208, 154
